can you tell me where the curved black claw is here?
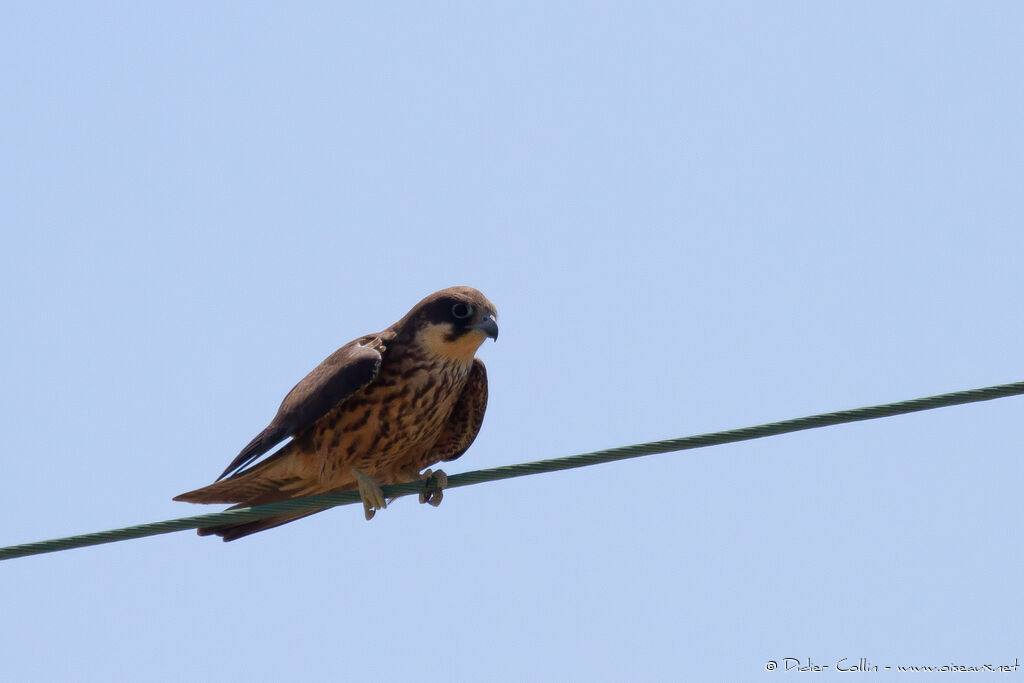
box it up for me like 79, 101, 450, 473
419, 469, 448, 507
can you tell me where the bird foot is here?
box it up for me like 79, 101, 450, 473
419, 469, 448, 507
351, 467, 387, 520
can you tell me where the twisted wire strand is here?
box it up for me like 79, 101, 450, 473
2, 380, 1022, 561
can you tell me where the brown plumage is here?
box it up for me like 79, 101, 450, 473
174, 286, 497, 541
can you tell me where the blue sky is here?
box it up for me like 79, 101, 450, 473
2, 3, 1023, 681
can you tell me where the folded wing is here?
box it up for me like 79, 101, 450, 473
215, 335, 387, 480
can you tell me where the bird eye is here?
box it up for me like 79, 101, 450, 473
451, 302, 473, 319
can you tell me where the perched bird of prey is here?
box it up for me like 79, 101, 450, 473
174, 286, 497, 541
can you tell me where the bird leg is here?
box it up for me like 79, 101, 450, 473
419, 469, 448, 507
350, 467, 387, 520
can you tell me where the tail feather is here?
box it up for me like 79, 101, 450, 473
196, 508, 325, 542
174, 445, 341, 541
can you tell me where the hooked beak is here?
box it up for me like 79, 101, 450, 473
473, 313, 499, 341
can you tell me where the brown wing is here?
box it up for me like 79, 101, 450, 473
429, 358, 488, 463
215, 334, 388, 480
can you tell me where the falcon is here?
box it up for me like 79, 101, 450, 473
174, 286, 498, 541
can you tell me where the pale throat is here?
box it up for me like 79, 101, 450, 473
417, 322, 486, 363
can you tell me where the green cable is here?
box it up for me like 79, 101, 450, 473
2, 380, 1022, 561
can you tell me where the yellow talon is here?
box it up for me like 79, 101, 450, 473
419, 469, 448, 507
350, 467, 386, 520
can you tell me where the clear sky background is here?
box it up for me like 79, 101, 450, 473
2, 3, 1023, 681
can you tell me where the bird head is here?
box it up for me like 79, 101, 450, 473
402, 286, 498, 362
